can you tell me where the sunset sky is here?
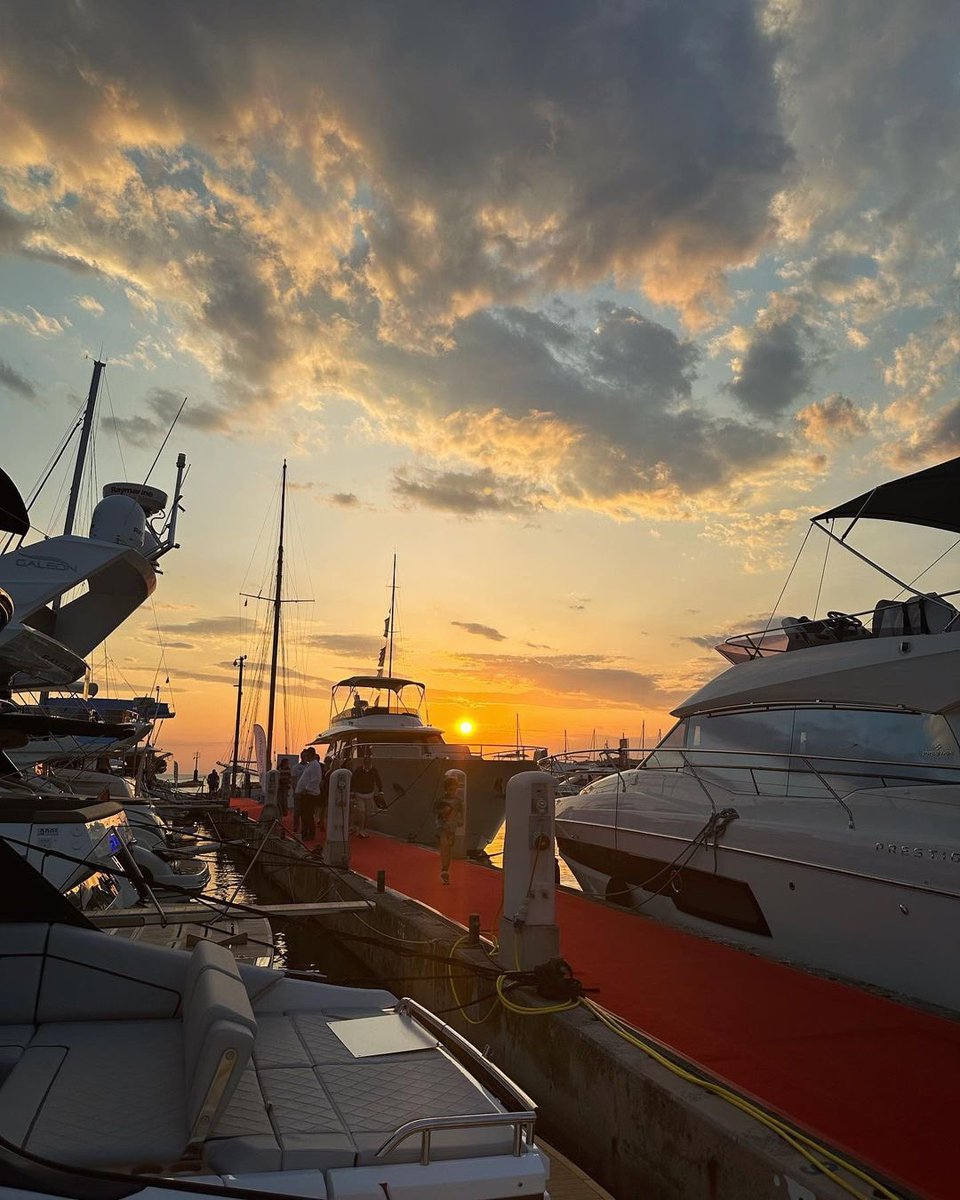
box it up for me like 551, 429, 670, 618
3, 1, 960, 773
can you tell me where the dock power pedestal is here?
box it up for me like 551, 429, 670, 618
326, 768, 352, 868
498, 771, 560, 971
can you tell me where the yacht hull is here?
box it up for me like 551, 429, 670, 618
557, 807, 960, 1011
358, 754, 536, 852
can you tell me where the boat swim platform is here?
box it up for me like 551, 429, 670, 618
220, 799, 957, 1199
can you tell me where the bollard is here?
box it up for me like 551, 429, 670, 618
376, 870, 385, 894
325, 768, 352, 868
468, 913, 481, 947
445, 769, 467, 860
498, 772, 560, 971
259, 768, 280, 824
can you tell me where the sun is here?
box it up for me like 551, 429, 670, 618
457, 719, 475, 737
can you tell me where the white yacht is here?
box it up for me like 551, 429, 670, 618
312, 675, 545, 854
0, 840, 549, 1198
557, 456, 960, 1012
48, 766, 212, 894
0, 745, 273, 965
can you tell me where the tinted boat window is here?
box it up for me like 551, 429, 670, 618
791, 709, 958, 766
645, 708, 960, 795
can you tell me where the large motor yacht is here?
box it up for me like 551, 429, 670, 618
557, 456, 960, 1012
312, 675, 545, 854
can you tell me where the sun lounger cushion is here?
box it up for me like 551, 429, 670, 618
1, 1022, 187, 1167
203, 1012, 509, 1174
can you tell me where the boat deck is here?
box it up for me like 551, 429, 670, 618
231, 800, 960, 1199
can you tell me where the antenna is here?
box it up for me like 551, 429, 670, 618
144, 397, 187, 485
387, 553, 398, 680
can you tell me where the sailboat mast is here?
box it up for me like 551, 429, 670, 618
63, 358, 105, 538
265, 460, 286, 769
386, 552, 397, 680
39, 358, 105, 706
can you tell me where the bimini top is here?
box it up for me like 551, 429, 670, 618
336, 675, 425, 691
814, 455, 960, 535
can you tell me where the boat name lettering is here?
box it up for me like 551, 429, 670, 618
875, 842, 960, 862
15, 554, 77, 572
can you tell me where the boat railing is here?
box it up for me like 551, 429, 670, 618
325, 739, 547, 761
541, 747, 655, 772
614, 746, 960, 827
381, 997, 537, 1163
718, 587, 960, 662
482, 744, 548, 761
376, 1111, 537, 1164
331, 702, 422, 722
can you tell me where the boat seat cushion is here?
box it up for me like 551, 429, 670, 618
0, 1025, 35, 1079
184, 938, 243, 1006
205, 1014, 508, 1174
38, 924, 188, 1022
0, 925, 48, 1024
0, 939, 259, 1171
183, 949, 257, 1140
4, 1021, 188, 1167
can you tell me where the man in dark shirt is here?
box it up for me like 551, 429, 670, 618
350, 749, 382, 838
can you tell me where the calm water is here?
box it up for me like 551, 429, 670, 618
486, 822, 579, 889
203, 819, 577, 971
204, 841, 375, 977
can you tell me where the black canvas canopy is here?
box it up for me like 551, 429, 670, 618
0, 466, 28, 536
814, 455, 960, 535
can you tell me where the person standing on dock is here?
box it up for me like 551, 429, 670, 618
290, 749, 308, 833
434, 773, 464, 885
207, 767, 219, 796
349, 748, 382, 838
294, 746, 322, 841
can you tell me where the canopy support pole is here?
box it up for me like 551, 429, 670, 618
812, 520, 948, 604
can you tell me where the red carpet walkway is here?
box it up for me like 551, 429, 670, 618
231, 800, 959, 1198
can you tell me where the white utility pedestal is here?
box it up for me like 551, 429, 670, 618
326, 768, 352, 868
259, 768, 280, 824
498, 771, 560, 971
445, 768, 467, 860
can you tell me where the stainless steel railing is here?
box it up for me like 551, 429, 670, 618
376, 1111, 537, 1165
602, 746, 960, 829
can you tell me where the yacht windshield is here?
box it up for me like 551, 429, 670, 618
642, 707, 960, 795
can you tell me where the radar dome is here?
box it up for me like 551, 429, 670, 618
90, 494, 146, 551
102, 482, 168, 517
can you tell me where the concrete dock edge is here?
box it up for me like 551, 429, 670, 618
209, 809, 903, 1200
